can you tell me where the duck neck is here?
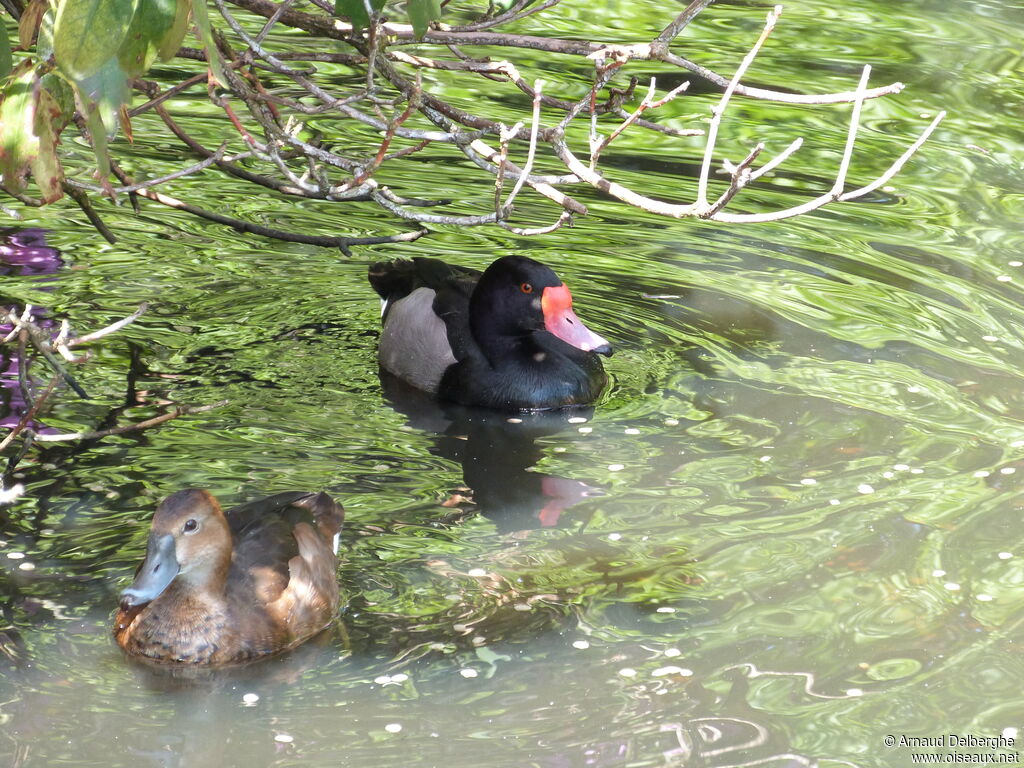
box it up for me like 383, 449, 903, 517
176, 546, 231, 600
471, 326, 537, 368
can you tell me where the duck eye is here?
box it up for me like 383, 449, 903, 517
520, 282, 533, 294
182, 519, 199, 534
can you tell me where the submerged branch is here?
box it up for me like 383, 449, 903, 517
32, 401, 229, 442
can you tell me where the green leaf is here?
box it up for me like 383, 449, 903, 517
334, 0, 385, 30
190, 0, 225, 86
156, 0, 192, 62
118, 0, 181, 77
0, 62, 66, 203
36, 5, 56, 61
75, 56, 131, 135
0, 29, 11, 80
407, 0, 441, 39
53, 0, 137, 81
74, 86, 112, 180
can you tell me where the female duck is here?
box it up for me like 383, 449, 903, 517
114, 489, 344, 665
369, 255, 613, 410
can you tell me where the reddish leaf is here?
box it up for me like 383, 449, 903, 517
0, 62, 66, 203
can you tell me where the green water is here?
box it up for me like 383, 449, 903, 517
2, 0, 1024, 766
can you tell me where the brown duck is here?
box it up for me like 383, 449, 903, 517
114, 489, 344, 665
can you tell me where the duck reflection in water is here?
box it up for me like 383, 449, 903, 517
380, 371, 604, 531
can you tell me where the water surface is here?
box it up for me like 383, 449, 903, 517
2, 1, 1023, 766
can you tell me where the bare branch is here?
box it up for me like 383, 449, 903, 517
591, 78, 690, 166
498, 210, 574, 236
502, 80, 544, 212
134, 186, 427, 247
68, 146, 254, 195
698, 5, 781, 207
748, 137, 802, 181
67, 304, 149, 347
62, 181, 118, 244
837, 111, 946, 201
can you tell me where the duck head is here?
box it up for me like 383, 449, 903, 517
120, 489, 232, 608
469, 256, 613, 355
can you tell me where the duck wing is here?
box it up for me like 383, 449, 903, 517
370, 258, 481, 391
225, 492, 344, 610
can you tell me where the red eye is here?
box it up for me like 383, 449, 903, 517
520, 283, 533, 294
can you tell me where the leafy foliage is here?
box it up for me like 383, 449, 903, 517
0, 0, 198, 201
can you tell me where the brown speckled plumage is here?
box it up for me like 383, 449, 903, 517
114, 490, 344, 666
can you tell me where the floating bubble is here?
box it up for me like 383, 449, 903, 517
651, 666, 692, 677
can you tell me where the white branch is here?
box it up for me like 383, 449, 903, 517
697, 5, 781, 207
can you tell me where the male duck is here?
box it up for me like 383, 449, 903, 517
369, 255, 613, 410
114, 489, 344, 665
